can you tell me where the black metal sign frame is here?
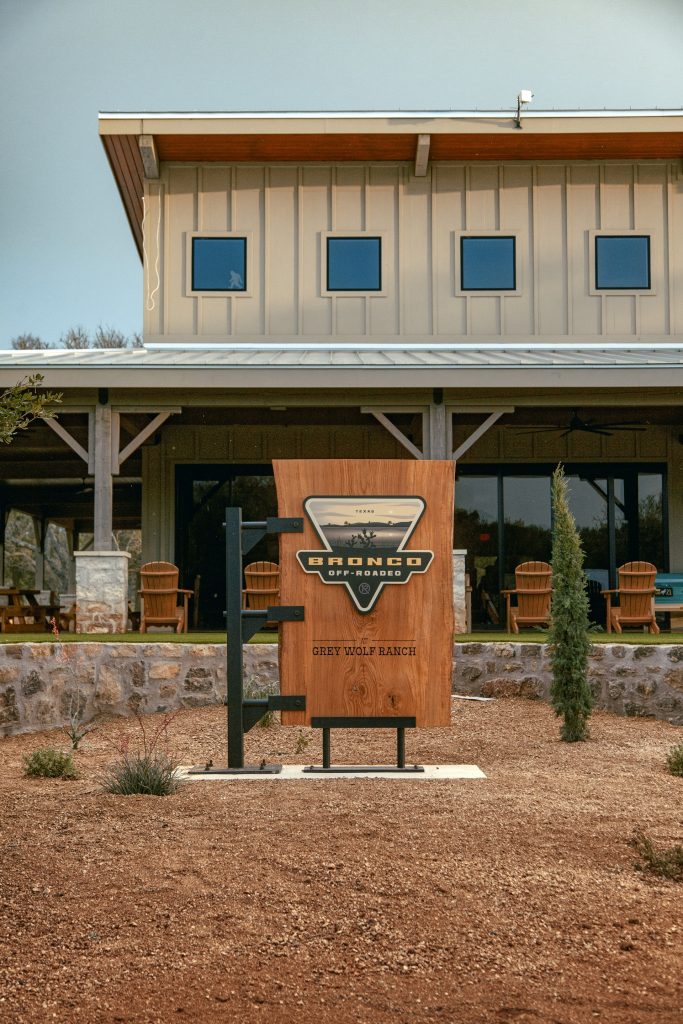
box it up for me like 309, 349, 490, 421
187, 503, 425, 776
189, 507, 305, 775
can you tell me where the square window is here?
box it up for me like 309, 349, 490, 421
595, 235, 650, 290
192, 237, 247, 291
327, 237, 381, 291
460, 236, 516, 291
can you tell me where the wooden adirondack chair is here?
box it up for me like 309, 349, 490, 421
139, 561, 193, 634
502, 561, 552, 634
603, 561, 660, 634
242, 561, 280, 628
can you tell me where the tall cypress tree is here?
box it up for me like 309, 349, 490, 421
548, 465, 593, 742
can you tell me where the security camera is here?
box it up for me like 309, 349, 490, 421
515, 90, 534, 128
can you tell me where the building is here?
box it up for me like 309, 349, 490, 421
1, 109, 683, 629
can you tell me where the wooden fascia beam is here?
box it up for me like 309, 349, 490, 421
414, 134, 431, 177
138, 135, 159, 179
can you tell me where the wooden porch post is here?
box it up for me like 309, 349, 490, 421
94, 402, 114, 550
0, 503, 6, 586
32, 516, 46, 589
426, 401, 448, 459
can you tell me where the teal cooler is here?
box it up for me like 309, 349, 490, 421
654, 574, 683, 605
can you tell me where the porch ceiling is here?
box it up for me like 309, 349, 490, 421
0, 403, 678, 527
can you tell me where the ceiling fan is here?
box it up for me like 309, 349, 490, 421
520, 410, 646, 438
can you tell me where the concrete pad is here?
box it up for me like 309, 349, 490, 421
178, 764, 486, 781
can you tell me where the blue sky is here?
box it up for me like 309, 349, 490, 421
1, 0, 682, 347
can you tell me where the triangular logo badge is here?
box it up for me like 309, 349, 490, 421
297, 495, 434, 613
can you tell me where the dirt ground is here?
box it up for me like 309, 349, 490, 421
0, 699, 681, 1024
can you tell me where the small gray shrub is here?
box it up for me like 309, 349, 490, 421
666, 741, 683, 778
23, 747, 77, 779
101, 753, 179, 796
630, 830, 683, 882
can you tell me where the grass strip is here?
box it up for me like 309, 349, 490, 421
2, 631, 683, 645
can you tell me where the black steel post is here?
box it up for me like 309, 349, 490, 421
225, 507, 245, 768
322, 728, 331, 769
397, 728, 406, 769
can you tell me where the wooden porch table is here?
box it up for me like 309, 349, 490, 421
654, 602, 683, 630
0, 589, 60, 633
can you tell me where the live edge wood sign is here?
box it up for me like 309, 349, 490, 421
274, 460, 455, 728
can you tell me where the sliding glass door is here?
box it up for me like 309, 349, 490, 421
175, 465, 276, 629
456, 464, 666, 629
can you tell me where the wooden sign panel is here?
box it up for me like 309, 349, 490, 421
273, 459, 454, 727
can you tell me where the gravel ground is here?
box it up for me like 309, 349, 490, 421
1, 698, 681, 1024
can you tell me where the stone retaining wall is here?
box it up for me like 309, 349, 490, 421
0, 643, 278, 738
454, 642, 683, 725
1, 641, 682, 737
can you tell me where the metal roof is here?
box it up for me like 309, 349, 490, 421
1, 344, 682, 391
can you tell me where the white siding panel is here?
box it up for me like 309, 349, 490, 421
367, 165, 398, 336
502, 164, 534, 337
469, 296, 500, 335
400, 174, 432, 336
671, 165, 683, 336
567, 165, 601, 336
601, 165, 636, 336
333, 167, 365, 335
467, 166, 500, 336
466, 165, 498, 229
301, 166, 332, 337
198, 166, 231, 335
233, 166, 264, 335
336, 296, 366, 336
605, 295, 636, 335
534, 165, 567, 337
636, 164, 668, 335
601, 164, 633, 229
333, 165, 364, 230
143, 180, 164, 337
166, 166, 197, 337
433, 165, 467, 336
266, 167, 298, 335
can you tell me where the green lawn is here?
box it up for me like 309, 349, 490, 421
0, 631, 244, 644
455, 631, 683, 645
2, 630, 683, 645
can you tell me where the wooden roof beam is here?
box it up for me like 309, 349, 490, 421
138, 135, 159, 179
414, 134, 430, 176
42, 416, 89, 464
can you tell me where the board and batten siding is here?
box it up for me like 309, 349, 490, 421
143, 161, 683, 342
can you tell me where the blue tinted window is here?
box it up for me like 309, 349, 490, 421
192, 237, 246, 291
595, 235, 650, 289
461, 236, 516, 291
327, 237, 381, 291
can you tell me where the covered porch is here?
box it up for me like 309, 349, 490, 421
0, 345, 681, 633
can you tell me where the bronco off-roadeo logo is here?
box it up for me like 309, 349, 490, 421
296, 496, 434, 613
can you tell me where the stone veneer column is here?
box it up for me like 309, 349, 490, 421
452, 549, 468, 634
75, 551, 131, 633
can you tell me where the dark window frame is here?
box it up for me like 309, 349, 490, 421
191, 236, 248, 293
326, 236, 382, 292
460, 235, 517, 292
456, 461, 668, 613
594, 234, 651, 291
